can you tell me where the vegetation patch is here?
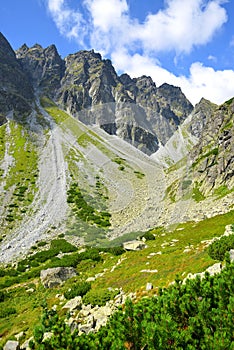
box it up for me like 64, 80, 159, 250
0, 121, 39, 231
213, 185, 234, 199
64, 281, 91, 300
192, 147, 219, 168
83, 288, 119, 307
192, 182, 205, 202
134, 170, 145, 179
30, 261, 234, 349
67, 182, 111, 229
208, 229, 234, 261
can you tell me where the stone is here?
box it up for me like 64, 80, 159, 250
62, 296, 82, 312
86, 277, 96, 282
123, 240, 147, 251
146, 283, 153, 291
15, 332, 24, 341
3, 340, 19, 350
140, 269, 158, 273
20, 337, 33, 350
40, 267, 77, 288
78, 315, 95, 334
42, 332, 53, 342
229, 249, 234, 262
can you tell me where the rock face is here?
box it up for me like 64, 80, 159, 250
16, 43, 65, 97
189, 98, 217, 138
0, 114, 7, 125
0, 33, 34, 116
40, 267, 77, 288
13, 40, 193, 154
192, 98, 234, 195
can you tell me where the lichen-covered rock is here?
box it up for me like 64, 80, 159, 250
40, 267, 77, 288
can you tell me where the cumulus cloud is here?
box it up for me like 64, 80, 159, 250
46, 0, 87, 42
111, 51, 234, 105
45, 0, 234, 104
131, 0, 227, 54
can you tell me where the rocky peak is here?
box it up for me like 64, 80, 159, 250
0, 32, 16, 61
189, 98, 217, 138
134, 75, 156, 90
0, 33, 196, 155
157, 83, 193, 121
16, 42, 65, 96
0, 32, 33, 116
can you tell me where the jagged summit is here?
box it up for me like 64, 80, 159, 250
0, 33, 34, 115
13, 37, 194, 154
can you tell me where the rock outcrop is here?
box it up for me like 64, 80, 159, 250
40, 267, 77, 288
192, 98, 234, 195
189, 98, 217, 138
16, 43, 65, 97
3, 340, 19, 350
0, 33, 34, 117
123, 240, 147, 251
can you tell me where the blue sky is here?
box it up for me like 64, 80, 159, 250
1, 0, 234, 105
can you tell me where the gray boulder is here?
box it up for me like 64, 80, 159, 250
229, 249, 234, 262
123, 240, 147, 251
3, 340, 19, 350
40, 267, 77, 288
62, 296, 82, 312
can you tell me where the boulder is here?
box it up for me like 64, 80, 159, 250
3, 340, 19, 350
123, 240, 147, 251
62, 296, 82, 312
40, 267, 77, 288
229, 249, 234, 262
146, 283, 153, 291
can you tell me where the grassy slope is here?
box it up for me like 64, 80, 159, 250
1, 99, 233, 346
0, 210, 233, 347
0, 121, 38, 236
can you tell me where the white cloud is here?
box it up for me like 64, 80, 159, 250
132, 0, 227, 54
46, 0, 87, 42
45, 0, 234, 104
111, 51, 234, 105
84, 0, 128, 32
208, 55, 217, 62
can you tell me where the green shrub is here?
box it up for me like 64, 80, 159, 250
83, 288, 118, 306
208, 234, 234, 261
0, 290, 5, 302
64, 282, 91, 300
37, 241, 47, 247
0, 307, 16, 318
141, 231, 155, 241
50, 239, 77, 253
31, 261, 234, 349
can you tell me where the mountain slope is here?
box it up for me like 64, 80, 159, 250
0, 32, 233, 264
192, 98, 234, 196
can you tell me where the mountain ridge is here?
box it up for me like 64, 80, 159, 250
0, 32, 233, 261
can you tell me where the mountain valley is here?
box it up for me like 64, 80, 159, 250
0, 32, 233, 349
